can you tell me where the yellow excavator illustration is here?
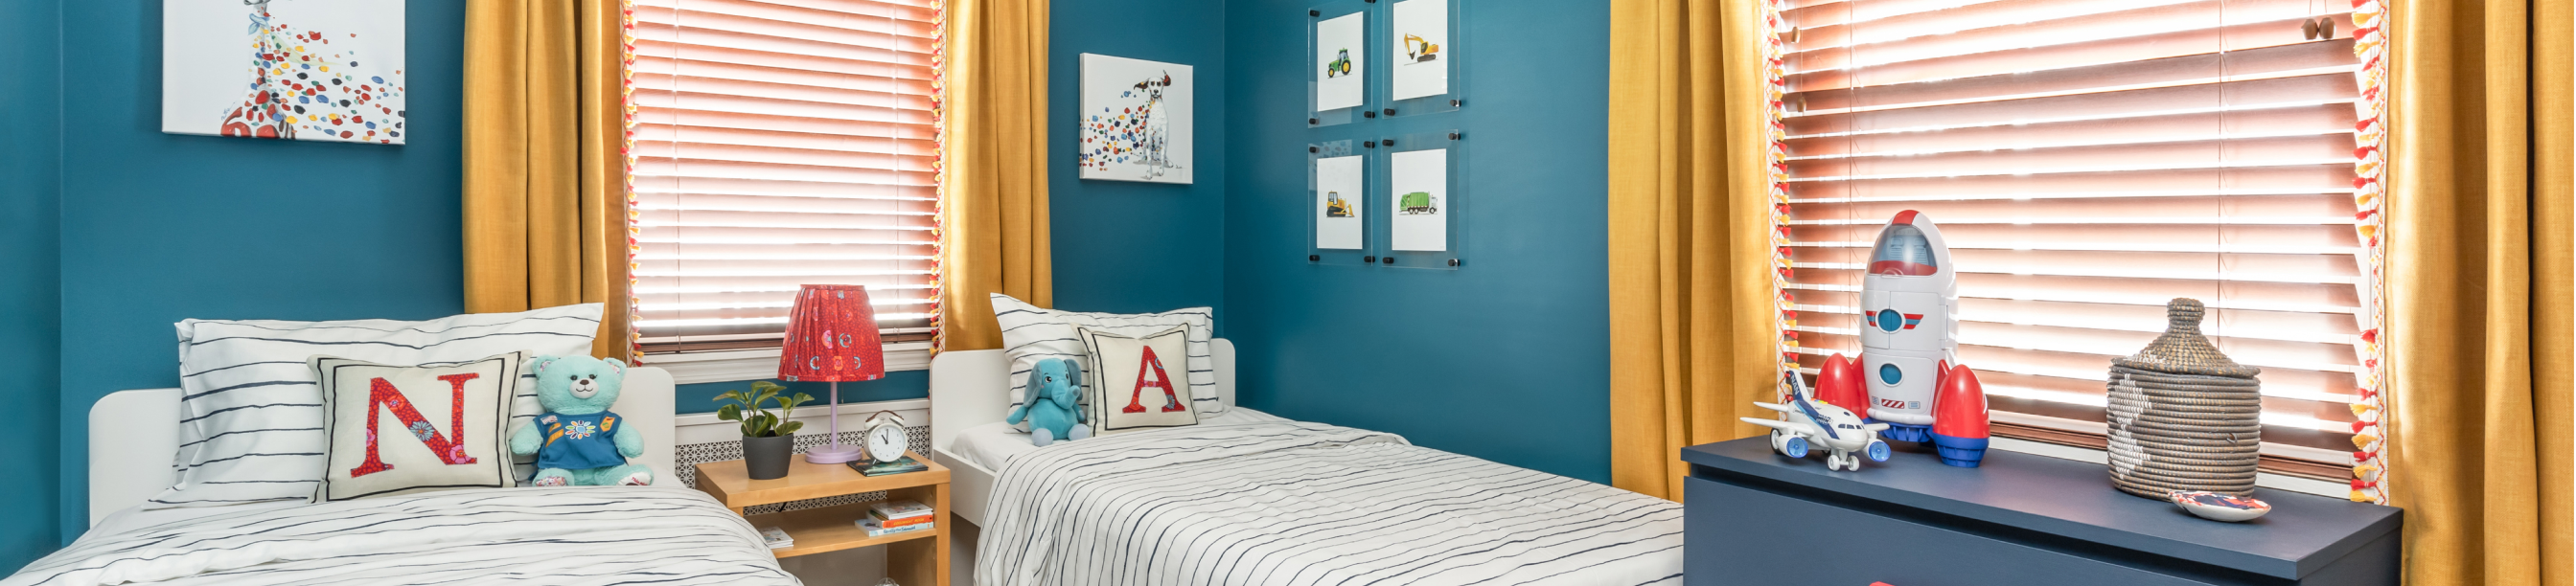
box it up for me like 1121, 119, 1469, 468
1325, 192, 1355, 217
1405, 34, 1440, 63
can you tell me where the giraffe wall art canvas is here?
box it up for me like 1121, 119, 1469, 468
164, 0, 408, 145
1077, 54, 1193, 184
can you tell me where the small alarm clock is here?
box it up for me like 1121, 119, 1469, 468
862, 411, 910, 463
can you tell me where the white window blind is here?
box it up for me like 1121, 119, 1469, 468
1772, 0, 2384, 479
627, 0, 945, 354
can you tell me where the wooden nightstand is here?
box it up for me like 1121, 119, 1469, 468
696, 452, 951, 586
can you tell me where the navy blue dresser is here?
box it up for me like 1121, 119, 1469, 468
1682, 438, 2401, 586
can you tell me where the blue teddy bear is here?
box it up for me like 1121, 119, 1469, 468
1007, 358, 1091, 446
510, 355, 654, 486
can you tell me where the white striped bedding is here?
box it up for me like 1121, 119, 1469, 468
978, 421, 1685, 586
3, 486, 796, 586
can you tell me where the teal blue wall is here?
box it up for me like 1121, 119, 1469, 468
0, 0, 64, 569
51, 0, 470, 545
1220, 0, 1613, 483
1049, 0, 1229, 321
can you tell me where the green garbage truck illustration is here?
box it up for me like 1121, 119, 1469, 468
1399, 192, 1438, 214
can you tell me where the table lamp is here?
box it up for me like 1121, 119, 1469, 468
778, 284, 886, 464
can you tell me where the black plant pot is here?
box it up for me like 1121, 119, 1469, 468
744, 434, 795, 480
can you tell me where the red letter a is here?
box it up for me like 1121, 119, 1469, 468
1121, 347, 1186, 414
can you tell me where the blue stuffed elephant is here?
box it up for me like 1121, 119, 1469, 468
1006, 358, 1090, 446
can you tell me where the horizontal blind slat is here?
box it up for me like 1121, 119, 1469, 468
632, 175, 936, 199
1784, 104, 2357, 159
1794, 39, 2358, 114
631, 140, 935, 174
1786, 75, 2358, 138
632, 124, 936, 158
633, 155, 935, 186
632, 107, 937, 141
632, 11, 936, 57
631, 88, 932, 124
632, 0, 939, 23
631, 69, 934, 108
632, 40, 935, 82
1785, 134, 2355, 181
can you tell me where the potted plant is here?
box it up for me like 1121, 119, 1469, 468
716, 381, 816, 480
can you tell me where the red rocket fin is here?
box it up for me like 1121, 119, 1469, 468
1932, 364, 1990, 440
1816, 353, 1868, 410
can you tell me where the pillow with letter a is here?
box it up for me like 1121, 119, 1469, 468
310, 352, 525, 502
1078, 326, 1199, 436
991, 294, 1219, 432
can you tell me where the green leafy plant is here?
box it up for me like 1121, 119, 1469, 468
714, 381, 816, 438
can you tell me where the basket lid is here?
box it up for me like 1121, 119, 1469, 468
2112, 299, 2261, 378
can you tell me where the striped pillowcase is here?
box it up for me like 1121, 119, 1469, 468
991, 294, 1220, 432
152, 304, 604, 509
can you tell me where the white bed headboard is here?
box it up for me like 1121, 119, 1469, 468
89, 367, 678, 526
929, 338, 1234, 455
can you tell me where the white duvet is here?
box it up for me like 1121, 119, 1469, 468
978, 421, 1685, 586
5, 486, 797, 586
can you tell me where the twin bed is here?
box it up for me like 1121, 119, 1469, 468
933, 340, 1686, 586
12, 340, 1682, 586
11, 368, 798, 586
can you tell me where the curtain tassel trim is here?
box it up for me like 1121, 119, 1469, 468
925, 1, 951, 355
2341, 0, 2391, 505
1764, 0, 1799, 382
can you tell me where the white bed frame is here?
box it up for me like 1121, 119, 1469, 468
87, 368, 679, 527
929, 339, 1234, 527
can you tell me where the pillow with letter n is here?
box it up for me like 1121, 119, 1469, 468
1079, 326, 1199, 435
310, 352, 525, 502
154, 304, 601, 508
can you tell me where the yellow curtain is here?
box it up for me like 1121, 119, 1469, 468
938, 0, 1054, 352
2382, 0, 2573, 583
1605, 0, 1784, 500
460, 0, 631, 360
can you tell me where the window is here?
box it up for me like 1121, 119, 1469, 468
1771, 0, 2386, 481
625, 0, 945, 374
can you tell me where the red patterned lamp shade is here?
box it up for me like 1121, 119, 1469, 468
778, 284, 886, 383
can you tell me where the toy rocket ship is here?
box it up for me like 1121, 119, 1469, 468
1811, 211, 1991, 467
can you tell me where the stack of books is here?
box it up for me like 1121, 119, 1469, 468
758, 526, 795, 550
848, 455, 930, 477
856, 500, 934, 537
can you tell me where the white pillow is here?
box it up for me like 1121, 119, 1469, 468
310, 352, 525, 502
154, 304, 603, 508
1079, 326, 1200, 436
991, 294, 1219, 431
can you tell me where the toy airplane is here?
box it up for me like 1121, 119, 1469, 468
1744, 372, 1893, 471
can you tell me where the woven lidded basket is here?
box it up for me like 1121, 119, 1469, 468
2104, 299, 2263, 499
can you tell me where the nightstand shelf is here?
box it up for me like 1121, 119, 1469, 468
743, 500, 939, 557
695, 451, 950, 586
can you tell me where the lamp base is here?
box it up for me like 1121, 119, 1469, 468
804, 443, 865, 464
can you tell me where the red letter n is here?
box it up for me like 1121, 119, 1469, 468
350, 373, 482, 478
